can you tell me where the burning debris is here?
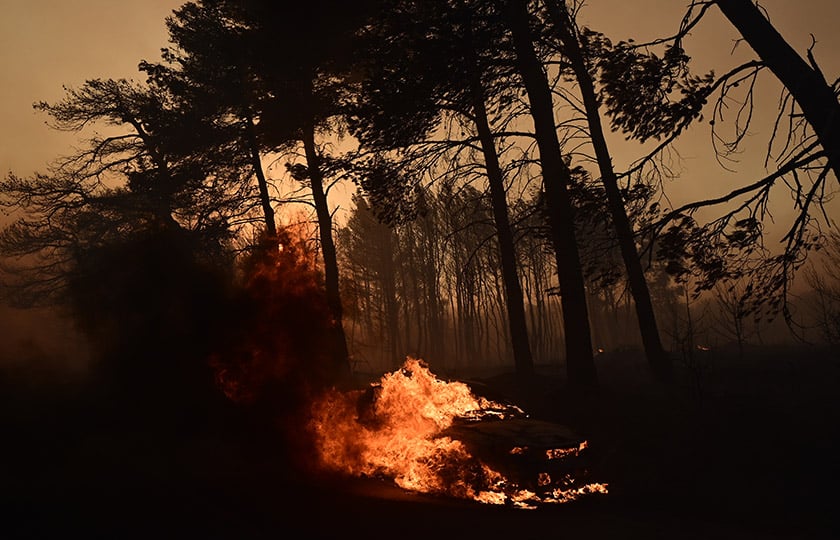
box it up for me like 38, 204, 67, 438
308, 358, 608, 508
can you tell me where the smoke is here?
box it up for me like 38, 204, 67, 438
208, 224, 345, 469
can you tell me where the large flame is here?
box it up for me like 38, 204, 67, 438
308, 358, 608, 508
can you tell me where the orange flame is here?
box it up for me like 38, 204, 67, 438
209, 221, 337, 406
308, 358, 608, 508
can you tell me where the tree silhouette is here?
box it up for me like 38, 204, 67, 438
713, 0, 840, 181
503, 0, 596, 386
348, 0, 536, 375
544, 0, 670, 377
0, 77, 246, 306
156, 0, 382, 380
0, 76, 254, 417
339, 194, 401, 368
709, 278, 756, 359
142, 0, 280, 243
618, 0, 840, 324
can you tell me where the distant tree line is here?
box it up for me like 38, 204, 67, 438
1, 0, 838, 401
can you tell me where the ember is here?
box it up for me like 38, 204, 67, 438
308, 358, 608, 508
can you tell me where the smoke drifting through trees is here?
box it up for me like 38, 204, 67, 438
1, 0, 838, 398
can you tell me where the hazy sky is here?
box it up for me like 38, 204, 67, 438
580, 0, 840, 206
0, 0, 181, 176
3, 2, 838, 197
0, 0, 838, 232
0, 0, 838, 363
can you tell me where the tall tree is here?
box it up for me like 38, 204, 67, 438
159, 0, 382, 380
503, 0, 597, 386
349, 0, 535, 375
0, 77, 246, 305
544, 0, 670, 376
145, 0, 279, 245
342, 194, 401, 367
712, 0, 840, 181
0, 77, 249, 410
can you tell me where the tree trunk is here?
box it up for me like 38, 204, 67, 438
506, 0, 597, 387
470, 74, 535, 376
548, 1, 671, 378
419, 213, 443, 363
245, 114, 277, 242
714, 0, 840, 181
398, 248, 413, 368
301, 122, 351, 380
380, 226, 400, 367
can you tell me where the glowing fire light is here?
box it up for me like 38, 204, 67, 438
545, 441, 588, 460
308, 358, 608, 508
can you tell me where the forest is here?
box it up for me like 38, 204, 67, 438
1, 0, 838, 537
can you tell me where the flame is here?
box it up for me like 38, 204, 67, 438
308, 358, 608, 508
209, 221, 337, 405
545, 440, 588, 460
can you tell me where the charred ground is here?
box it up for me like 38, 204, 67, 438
2, 344, 837, 539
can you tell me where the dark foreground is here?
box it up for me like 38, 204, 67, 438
2, 346, 838, 539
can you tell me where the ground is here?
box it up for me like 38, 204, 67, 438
2, 345, 838, 539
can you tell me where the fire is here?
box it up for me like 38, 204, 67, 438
308, 358, 608, 508
209, 221, 339, 406
545, 441, 588, 460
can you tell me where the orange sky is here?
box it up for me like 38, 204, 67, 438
0, 0, 838, 365
0, 1, 180, 176
582, 0, 840, 245
0, 0, 840, 215
0, 0, 838, 234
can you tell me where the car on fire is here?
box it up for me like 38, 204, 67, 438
350, 366, 606, 506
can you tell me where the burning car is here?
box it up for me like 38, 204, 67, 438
309, 358, 607, 508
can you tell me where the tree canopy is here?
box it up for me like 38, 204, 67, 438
2, 0, 838, 395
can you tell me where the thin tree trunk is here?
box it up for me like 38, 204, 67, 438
363, 275, 375, 361
398, 252, 412, 368
244, 114, 277, 242
548, 1, 670, 377
447, 281, 458, 368
301, 122, 351, 380
381, 227, 399, 367
715, 0, 840, 182
422, 217, 443, 363
469, 74, 535, 376
406, 226, 424, 355
506, 0, 596, 387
